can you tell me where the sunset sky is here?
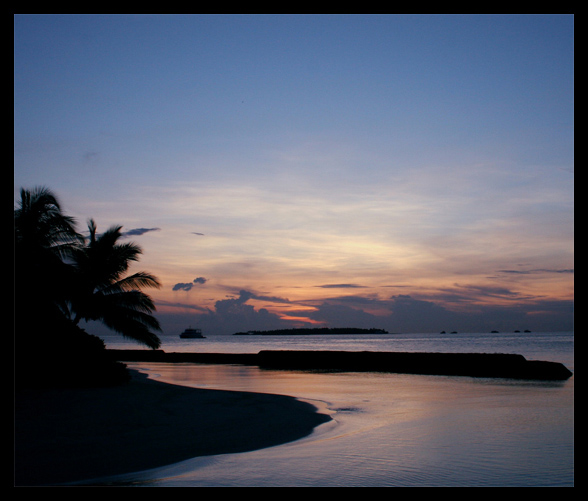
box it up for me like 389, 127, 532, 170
14, 14, 574, 336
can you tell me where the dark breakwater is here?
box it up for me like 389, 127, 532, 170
257, 350, 573, 380
107, 350, 258, 365
107, 349, 572, 381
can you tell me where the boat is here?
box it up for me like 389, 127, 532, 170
179, 327, 205, 339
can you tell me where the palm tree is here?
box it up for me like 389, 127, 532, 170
67, 219, 162, 349
14, 187, 83, 326
15, 186, 82, 255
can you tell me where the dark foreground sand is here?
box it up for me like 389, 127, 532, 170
14, 370, 331, 486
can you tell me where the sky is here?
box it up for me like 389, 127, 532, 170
14, 14, 574, 337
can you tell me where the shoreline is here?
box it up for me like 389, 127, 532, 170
14, 369, 331, 486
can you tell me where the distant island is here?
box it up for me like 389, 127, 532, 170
233, 327, 389, 336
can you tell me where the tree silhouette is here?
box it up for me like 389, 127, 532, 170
15, 187, 162, 351
66, 219, 162, 349
14, 187, 83, 327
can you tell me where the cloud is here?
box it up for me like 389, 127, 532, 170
172, 277, 208, 291
191, 232, 205, 236
172, 283, 194, 291
442, 284, 523, 300
80, 226, 161, 240
249, 291, 291, 304
289, 302, 385, 329
296, 294, 456, 332
156, 289, 296, 335
154, 299, 209, 313
315, 284, 367, 289
386, 295, 457, 330
83, 151, 99, 162
497, 269, 574, 275
188, 290, 294, 335
157, 284, 574, 336
288, 291, 573, 334
122, 227, 161, 237
219, 289, 291, 304
317, 294, 383, 306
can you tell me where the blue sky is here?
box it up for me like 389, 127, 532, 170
14, 14, 574, 336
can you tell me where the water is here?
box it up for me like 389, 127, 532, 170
103, 330, 573, 364
96, 332, 573, 487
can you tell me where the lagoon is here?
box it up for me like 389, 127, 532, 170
92, 332, 573, 487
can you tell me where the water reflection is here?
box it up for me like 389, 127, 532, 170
102, 362, 573, 487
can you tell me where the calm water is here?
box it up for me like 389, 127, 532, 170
94, 332, 573, 487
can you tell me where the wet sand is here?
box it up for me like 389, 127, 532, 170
14, 370, 331, 486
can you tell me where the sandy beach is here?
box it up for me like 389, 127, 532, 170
14, 370, 331, 486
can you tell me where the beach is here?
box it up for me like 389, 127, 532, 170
15, 332, 574, 487
14, 369, 331, 486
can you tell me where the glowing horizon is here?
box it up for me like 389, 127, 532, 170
14, 14, 573, 336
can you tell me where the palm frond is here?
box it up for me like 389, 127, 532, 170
100, 317, 161, 349
97, 289, 159, 315
98, 298, 162, 349
100, 272, 162, 294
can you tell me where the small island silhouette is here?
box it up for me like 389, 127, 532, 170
233, 327, 389, 336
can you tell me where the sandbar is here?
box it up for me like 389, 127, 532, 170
14, 370, 331, 486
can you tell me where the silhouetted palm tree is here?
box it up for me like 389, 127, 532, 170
15, 186, 81, 255
67, 219, 162, 349
14, 187, 83, 325
15, 187, 162, 351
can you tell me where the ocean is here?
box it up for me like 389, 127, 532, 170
96, 331, 574, 487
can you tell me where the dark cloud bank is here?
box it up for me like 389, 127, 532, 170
156, 288, 573, 337
158, 290, 293, 336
